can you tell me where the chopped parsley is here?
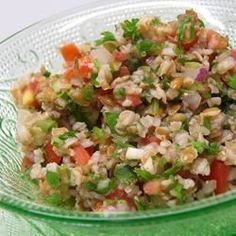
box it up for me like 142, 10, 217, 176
43, 70, 51, 78
104, 112, 119, 132
134, 168, 154, 182
121, 18, 141, 41
53, 131, 76, 148
95, 31, 116, 45
114, 164, 137, 184
228, 73, 236, 90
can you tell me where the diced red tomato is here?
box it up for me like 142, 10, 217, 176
143, 180, 161, 195
119, 65, 130, 76
72, 144, 90, 165
45, 143, 62, 164
126, 94, 142, 107
78, 56, 91, 76
182, 36, 198, 51
21, 156, 33, 171
60, 43, 81, 63
230, 49, 236, 59
85, 146, 94, 156
207, 160, 230, 195
107, 189, 134, 207
64, 68, 74, 81
141, 136, 161, 145
114, 52, 128, 62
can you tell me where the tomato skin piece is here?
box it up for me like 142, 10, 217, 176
64, 68, 74, 81
98, 88, 113, 96
72, 145, 90, 165
230, 49, 236, 59
45, 143, 62, 164
107, 189, 134, 207
119, 65, 130, 76
126, 94, 142, 107
114, 52, 128, 62
21, 156, 33, 171
182, 36, 198, 51
208, 160, 230, 195
85, 146, 94, 156
60, 43, 81, 63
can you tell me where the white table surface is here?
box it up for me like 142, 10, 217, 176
0, 0, 99, 42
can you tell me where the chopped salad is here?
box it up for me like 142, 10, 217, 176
11, 10, 236, 212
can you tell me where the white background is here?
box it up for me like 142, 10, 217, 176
0, 0, 99, 41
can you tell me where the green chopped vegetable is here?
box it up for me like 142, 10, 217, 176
199, 19, 205, 28
151, 18, 160, 26
177, 16, 194, 43
92, 127, 106, 142
206, 143, 220, 156
43, 70, 51, 78
114, 164, 136, 184
114, 87, 126, 99
84, 181, 97, 191
45, 192, 62, 206
127, 57, 141, 72
53, 131, 76, 148
134, 168, 154, 182
161, 76, 170, 90
121, 18, 140, 41
134, 196, 148, 210
170, 181, 186, 203
228, 73, 236, 90
36, 118, 57, 132
90, 73, 100, 87
81, 84, 94, 101
96, 178, 117, 194
192, 141, 207, 154
95, 31, 116, 45
173, 47, 183, 56
94, 58, 101, 71
46, 171, 60, 188
203, 117, 211, 130
163, 160, 182, 178
104, 112, 119, 132
181, 119, 189, 131
151, 99, 159, 115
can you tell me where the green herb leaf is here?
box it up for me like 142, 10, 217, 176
43, 70, 51, 78
95, 31, 116, 45
192, 141, 207, 154
136, 39, 154, 56
134, 196, 148, 211
199, 19, 205, 28
151, 18, 160, 26
114, 87, 126, 99
46, 171, 60, 188
170, 182, 186, 203
84, 181, 97, 191
134, 168, 154, 182
96, 178, 117, 194
206, 143, 220, 156
92, 127, 106, 141
203, 117, 211, 130
90, 73, 100, 87
181, 119, 189, 131
121, 18, 140, 41
228, 73, 236, 90
162, 160, 182, 178
45, 192, 62, 206
53, 131, 76, 148
82, 84, 94, 101
104, 112, 119, 132
177, 16, 192, 43
114, 164, 137, 184
127, 58, 141, 72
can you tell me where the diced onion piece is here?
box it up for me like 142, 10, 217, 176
126, 147, 145, 160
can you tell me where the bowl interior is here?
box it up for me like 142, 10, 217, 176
0, 0, 236, 222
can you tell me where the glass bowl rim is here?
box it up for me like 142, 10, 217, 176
0, 0, 236, 223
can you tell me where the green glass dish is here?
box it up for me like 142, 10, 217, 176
0, 0, 236, 235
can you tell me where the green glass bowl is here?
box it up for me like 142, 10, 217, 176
0, 0, 236, 235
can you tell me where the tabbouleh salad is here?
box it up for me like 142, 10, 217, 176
11, 10, 236, 212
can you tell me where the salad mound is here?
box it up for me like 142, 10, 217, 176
11, 10, 236, 212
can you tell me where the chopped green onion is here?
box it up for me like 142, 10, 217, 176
84, 181, 97, 191
53, 131, 76, 148
92, 127, 106, 141
94, 58, 101, 71
90, 73, 100, 87
192, 141, 207, 154
36, 118, 57, 132
46, 171, 60, 188
95, 31, 116, 45
162, 160, 182, 178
